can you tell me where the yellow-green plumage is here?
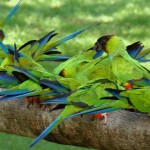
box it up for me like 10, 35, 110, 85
119, 87, 150, 113
30, 79, 130, 147
98, 35, 150, 86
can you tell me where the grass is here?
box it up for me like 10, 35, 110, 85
0, 132, 91, 150
0, 0, 150, 149
1, 0, 150, 55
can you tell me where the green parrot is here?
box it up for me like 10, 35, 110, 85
0, 79, 60, 101
0, 24, 99, 87
92, 35, 150, 87
18, 24, 99, 63
0, 43, 68, 99
105, 86, 150, 114
29, 79, 130, 147
0, 41, 48, 73
54, 39, 148, 90
0, 41, 55, 88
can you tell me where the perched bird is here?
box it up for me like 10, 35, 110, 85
0, 24, 99, 90
3, 34, 149, 101
0, 24, 99, 89
0, 79, 63, 101
0, 42, 68, 100
93, 35, 150, 87
18, 24, 99, 63
105, 86, 150, 114
29, 79, 130, 147
54, 39, 149, 90
0, 40, 57, 90
0, 41, 48, 72
28, 35, 150, 147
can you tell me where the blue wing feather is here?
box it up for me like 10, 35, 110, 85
2, 0, 23, 27
56, 23, 100, 46
29, 118, 61, 147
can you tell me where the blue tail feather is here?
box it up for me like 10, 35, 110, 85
105, 88, 124, 99
42, 96, 68, 104
10, 65, 39, 83
0, 92, 35, 101
1, 0, 23, 27
40, 80, 68, 93
0, 41, 9, 54
34, 31, 57, 57
126, 41, 143, 59
64, 102, 115, 120
0, 89, 30, 96
86, 107, 120, 115
38, 30, 57, 44
38, 55, 69, 61
0, 71, 18, 82
29, 118, 61, 148
137, 57, 150, 62
56, 23, 100, 46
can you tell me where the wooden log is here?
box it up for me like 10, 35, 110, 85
0, 99, 150, 150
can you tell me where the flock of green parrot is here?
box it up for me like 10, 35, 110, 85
0, 0, 150, 148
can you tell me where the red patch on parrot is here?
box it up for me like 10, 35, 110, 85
25, 97, 39, 102
124, 83, 132, 90
32, 97, 39, 102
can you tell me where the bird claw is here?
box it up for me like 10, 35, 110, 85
25, 97, 41, 109
92, 113, 108, 124
25, 97, 33, 109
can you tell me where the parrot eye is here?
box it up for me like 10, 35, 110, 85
100, 39, 106, 44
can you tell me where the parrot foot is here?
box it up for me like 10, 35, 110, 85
92, 113, 108, 124
40, 104, 51, 111
25, 97, 41, 109
25, 97, 33, 109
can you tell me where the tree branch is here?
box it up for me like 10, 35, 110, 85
0, 99, 150, 150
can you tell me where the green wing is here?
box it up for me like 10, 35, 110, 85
120, 87, 150, 113
112, 55, 150, 86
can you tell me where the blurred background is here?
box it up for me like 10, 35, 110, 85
0, 0, 150, 149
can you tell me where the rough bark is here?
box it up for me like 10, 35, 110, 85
0, 99, 150, 150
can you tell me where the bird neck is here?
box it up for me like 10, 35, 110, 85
106, 36, 128, 57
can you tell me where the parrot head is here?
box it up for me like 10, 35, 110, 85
94, 35, 126, 56
0, 29, 5, 41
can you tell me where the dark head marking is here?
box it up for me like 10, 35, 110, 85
0, 29, 5, 41
93, 35, 113, 52
59, 69, 65, 77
